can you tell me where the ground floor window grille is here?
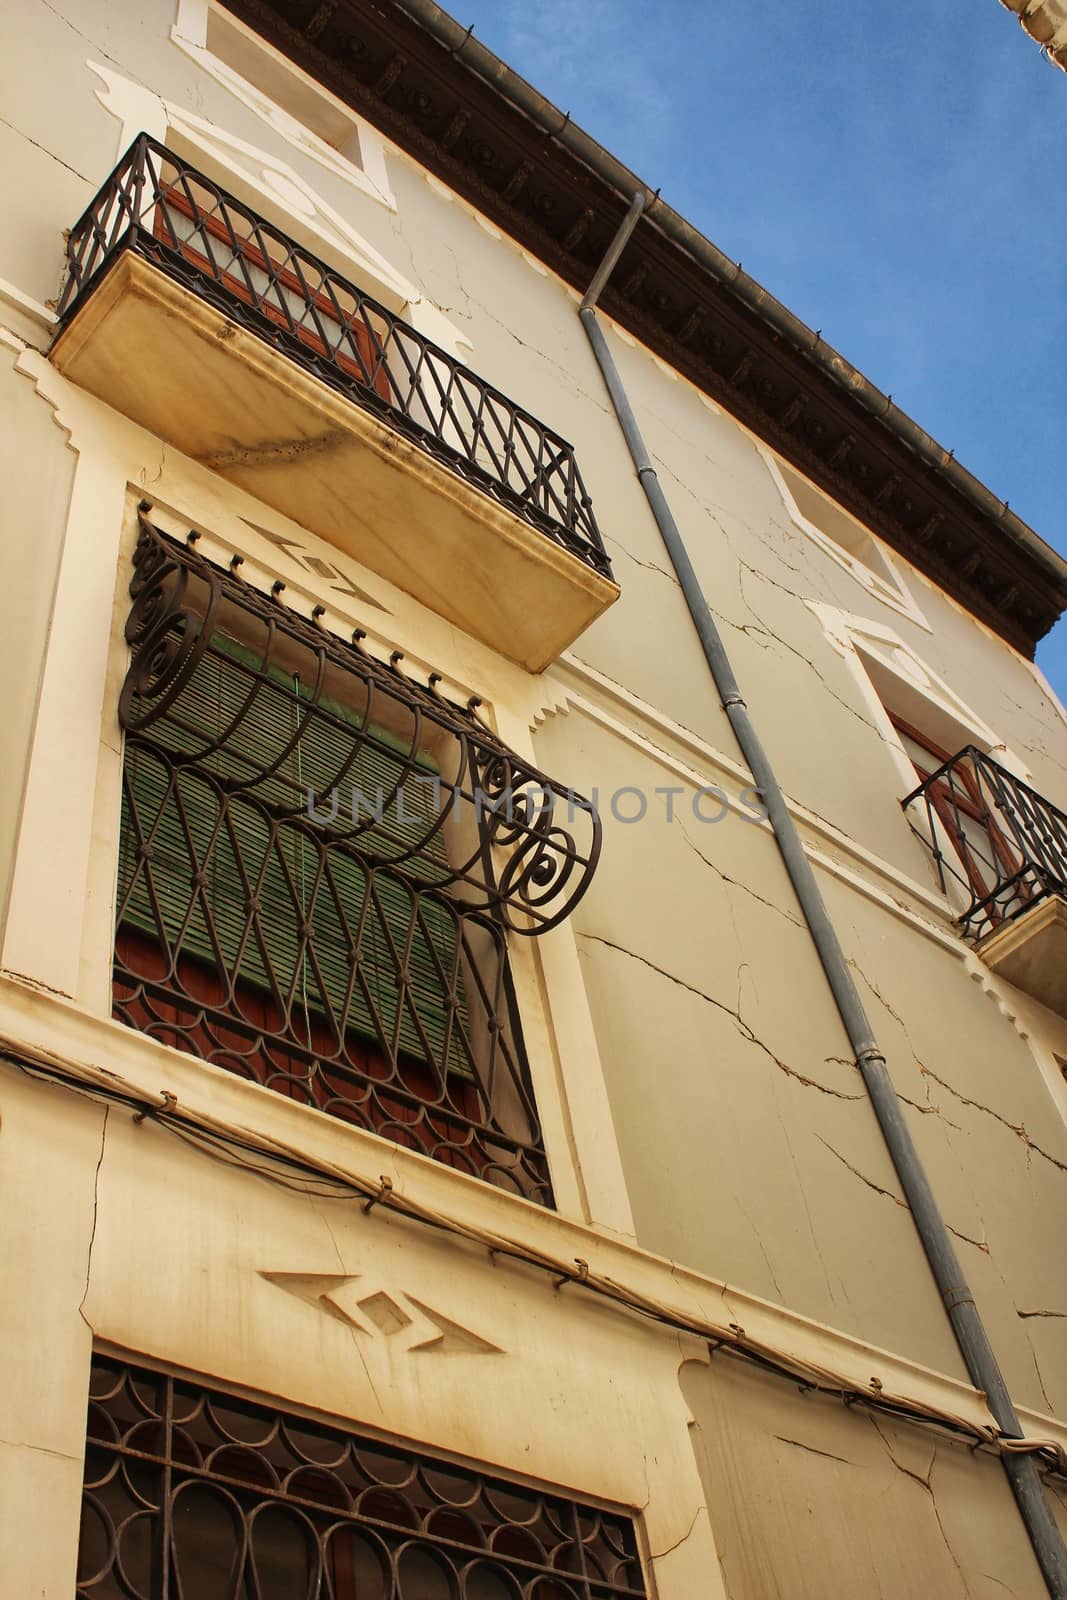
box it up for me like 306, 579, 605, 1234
112, 510, 601, 1205
78, 1354, 648, 1599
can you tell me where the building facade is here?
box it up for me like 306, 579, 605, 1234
2, 2, 1067, 1595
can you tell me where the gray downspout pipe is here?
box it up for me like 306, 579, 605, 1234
579, 195, 1067, 1598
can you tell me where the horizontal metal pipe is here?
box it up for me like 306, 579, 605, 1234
578, 241, 1067, 1593
391, 0, 1067, 591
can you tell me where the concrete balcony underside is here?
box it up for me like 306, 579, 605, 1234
50, 252, 619, 672
977, 894, 1067, 1017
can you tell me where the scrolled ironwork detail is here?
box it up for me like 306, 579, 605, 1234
118, 514, 601, 935
118, 522, 219, 731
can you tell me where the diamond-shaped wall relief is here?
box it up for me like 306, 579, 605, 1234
259, 1270, 503, 1354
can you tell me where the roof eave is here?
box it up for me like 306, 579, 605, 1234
220, 0, 1067, 656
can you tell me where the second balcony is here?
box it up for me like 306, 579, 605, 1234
51, 134, 619, 671
904, 746, 1067, 1016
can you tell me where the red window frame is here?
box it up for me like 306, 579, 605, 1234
114, 925, 483, 1170
892, 714, 1025, 920
154, 185, 393, 401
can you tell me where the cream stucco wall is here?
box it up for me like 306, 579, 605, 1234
0, 356, 76, 934
2, 1, 1066, 1595
682, 1355, 1067, 1598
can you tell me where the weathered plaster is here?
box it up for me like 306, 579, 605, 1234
1, 2, 1065, 1591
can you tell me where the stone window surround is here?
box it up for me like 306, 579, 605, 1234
0, 346, 636, 1242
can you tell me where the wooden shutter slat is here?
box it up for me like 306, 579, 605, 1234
117, 633, 470, 1075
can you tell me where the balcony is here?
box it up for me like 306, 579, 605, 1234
50, 135, 618, 671
904, 747, 1067, 1014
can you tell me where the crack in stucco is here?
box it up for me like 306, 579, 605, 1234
311, 1197, 385, 1416
869, 1415, 936, 1491
422, 234, 613, 413
773, 1435, 855, 1467
850, 965, 911, 1032
0, 112, 92, 187
78, 1106, 108, 1332
776, 1108, 844, 1307
919, 1065, 1067, 1176
735, 545, 833, 610
34, 0, 146, 83
1028, 1347, 1056, 1417
835, 976, 964, 1127
815, 1134, 989, 1253
896, 1087, 960, 1127
578, 933, 863, 1100
732, 1187, 783, 1298
815, 1133, 907, 1209
678, 821, 806, 930
564, 651, 731, 753
649, 1505, 701, 1562
607, 531, 677, 582
942, 1222, 990, 1254
0, 1434, 82, 1463
732, 565, 882, 737
868, 1419, 972, 1594
852, 968, 1066, 1168
140, 441, 168, 491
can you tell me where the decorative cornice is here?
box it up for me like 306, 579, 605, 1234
222, 0, 1067, 657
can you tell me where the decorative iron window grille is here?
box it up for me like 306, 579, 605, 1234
78, 1353, 648, 1599
902, 745, 1067, 940
112, 511, 601, 1204
55, 133, 611, 580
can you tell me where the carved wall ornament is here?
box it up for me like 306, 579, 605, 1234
259, 1269, 504, 1353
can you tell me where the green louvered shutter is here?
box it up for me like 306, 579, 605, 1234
117, 633, 469, 1074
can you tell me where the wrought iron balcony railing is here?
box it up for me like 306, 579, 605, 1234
55, 134, 611, 579
903, 746, 1067, 939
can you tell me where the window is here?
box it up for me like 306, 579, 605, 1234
764, 452, 927, 626
152, 173, 491, 477
152, 172, 393, 399
78, 1352, 648, 1598
112, 511, 601, 1204
892, 714, 1032, 930
778, 461, 891, 579
170, 0, 396, 209
202, 5, 365, 166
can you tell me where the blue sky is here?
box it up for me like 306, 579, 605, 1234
452, 0, 1067, 697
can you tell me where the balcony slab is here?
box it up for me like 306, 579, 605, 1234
50, 252, 619, 672
976, 894, 1067, 1017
